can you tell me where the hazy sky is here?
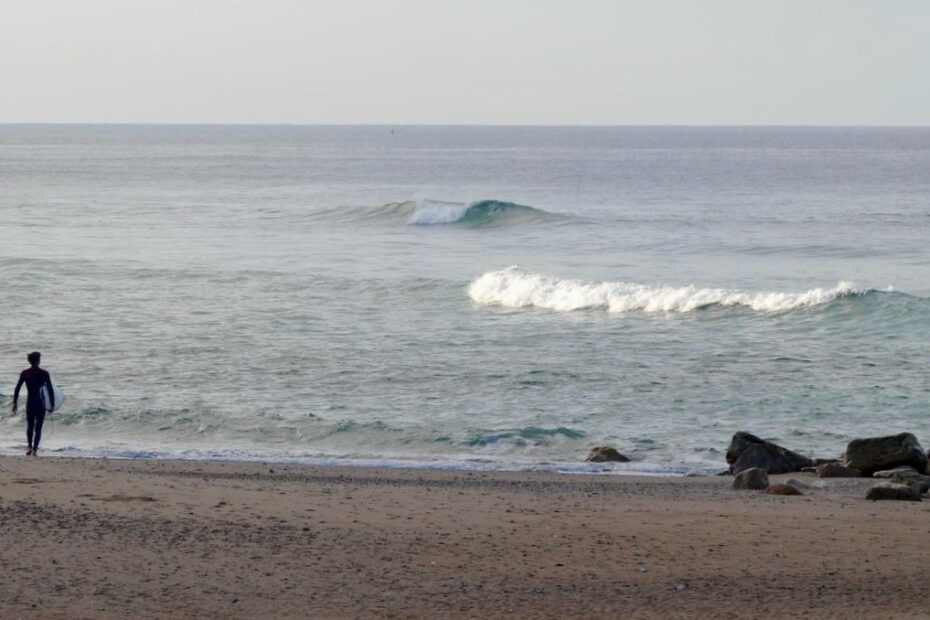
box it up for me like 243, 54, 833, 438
2, 1, 929, 125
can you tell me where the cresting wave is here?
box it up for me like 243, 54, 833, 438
408, 199, 549, 225
468, 267, 873, 313
306, 199, 559, 226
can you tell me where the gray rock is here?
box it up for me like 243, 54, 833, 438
802, 458, 844, 473
844, 433, 928, 477
585, 446, 630, 463
783, 478, 810, 490
874, 467, 930, 494
816, 462, 862, 478
726, 432, 814, 474
732, 444, 796, 475
865, 482, 922, 502
892, 475, 930, 495
733, 467, 769, 490
872, 466, 919, 478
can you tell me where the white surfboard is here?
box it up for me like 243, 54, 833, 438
41, 384, 65, 413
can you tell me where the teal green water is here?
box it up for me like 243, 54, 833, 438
1, 126, 929, 472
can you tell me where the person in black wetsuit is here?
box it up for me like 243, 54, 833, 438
12, 351, 55, 456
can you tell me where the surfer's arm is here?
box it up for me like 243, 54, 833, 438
12, 373, 24, 411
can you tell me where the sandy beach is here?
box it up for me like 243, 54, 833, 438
0, 457, 926, 618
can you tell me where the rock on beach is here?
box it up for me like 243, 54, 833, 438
585, 446, 630, 463
844, 433, 928, 477
726, 432, 814, 475
816, 462, 861, 478
865, 482, 922, 502
872, 467, 930, 494
733, 467, 769, 490
767, 483, 803, 496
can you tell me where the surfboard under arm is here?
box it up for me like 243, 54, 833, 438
41, 384, 65, 413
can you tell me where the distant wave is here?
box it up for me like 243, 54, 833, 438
468, 267, 875, 313
408, 199, 554, 225
307, 199, 562, 226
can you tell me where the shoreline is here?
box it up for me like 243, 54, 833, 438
3, 455, 930, 618
0, 444, 715, 477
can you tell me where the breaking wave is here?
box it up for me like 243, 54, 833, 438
307, 199, 561, 226
468, 267, 878, 313
408, 199, 555, 225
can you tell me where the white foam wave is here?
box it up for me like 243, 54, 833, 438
408, 200, 470, 225
468, 267, 861, 313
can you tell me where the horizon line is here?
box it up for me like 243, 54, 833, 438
1, 122, 929, 129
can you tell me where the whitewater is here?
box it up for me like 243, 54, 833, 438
468, 267, 868, 313
1, 125, 929, 473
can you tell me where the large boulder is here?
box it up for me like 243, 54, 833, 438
726, 432, 814, 475
732, 444, 796, 475
844, 433, 928, 477
733, 467, 769, 490
585, 446, 630, 463
865, 482, 922, 502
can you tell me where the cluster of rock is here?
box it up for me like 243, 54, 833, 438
583, 432, 929, 501
725, 431, 929, 501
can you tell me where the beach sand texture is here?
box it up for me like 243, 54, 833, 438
1, 457, 928, 619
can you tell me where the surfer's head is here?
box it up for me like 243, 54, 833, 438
27, 351, 40, 366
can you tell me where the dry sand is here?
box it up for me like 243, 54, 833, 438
1, 456, 928, 619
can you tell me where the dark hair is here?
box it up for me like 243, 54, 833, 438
27, 351, 41, 365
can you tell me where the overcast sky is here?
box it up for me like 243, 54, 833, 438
1, 1, 928, 125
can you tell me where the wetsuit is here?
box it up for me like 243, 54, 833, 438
13, 367, 54, 450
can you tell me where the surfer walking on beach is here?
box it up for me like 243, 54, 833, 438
12, 352, 55, 456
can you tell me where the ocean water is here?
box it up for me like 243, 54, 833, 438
1, 125, 929, 473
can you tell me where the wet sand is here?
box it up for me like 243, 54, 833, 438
1, 456, 928, 619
